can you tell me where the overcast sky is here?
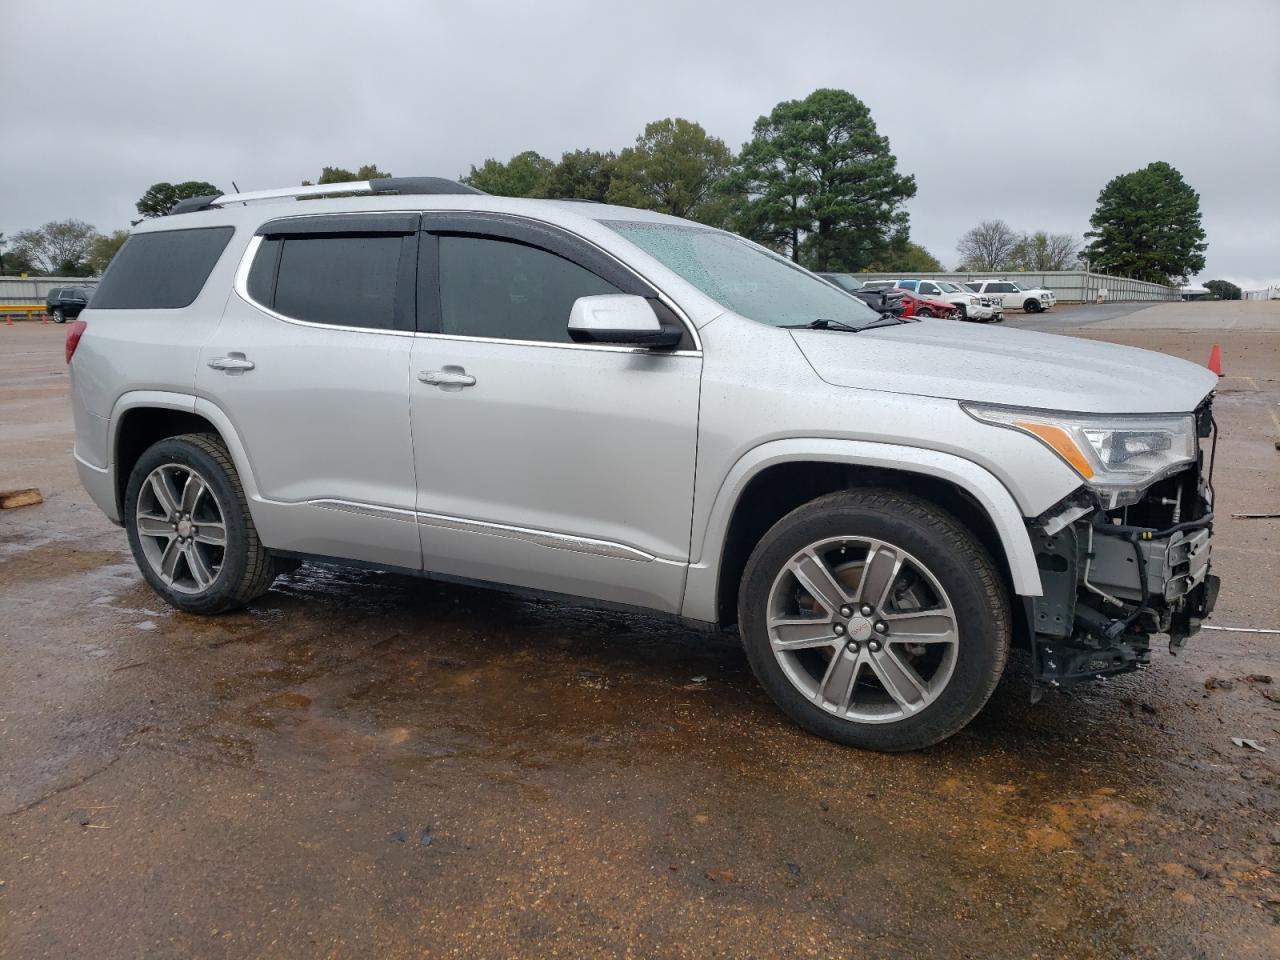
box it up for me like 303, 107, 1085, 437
3, 0, 1276, 287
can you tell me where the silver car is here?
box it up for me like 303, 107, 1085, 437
68, 177, 1220, 751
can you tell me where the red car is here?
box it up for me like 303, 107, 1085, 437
891, 287, 959, 319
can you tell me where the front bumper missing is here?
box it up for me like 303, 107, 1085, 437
1024, 494, 1217, 690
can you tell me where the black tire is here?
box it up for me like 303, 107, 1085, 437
1023, 298, 1041, 314
53, 309, 65, 323
738, 489, 1010, 752
124, 433, 276, 614
956, 305, 969, 321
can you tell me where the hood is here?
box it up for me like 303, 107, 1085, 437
791, 319, 1218, 414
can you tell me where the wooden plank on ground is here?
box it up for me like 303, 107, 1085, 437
0, 488, 43, 509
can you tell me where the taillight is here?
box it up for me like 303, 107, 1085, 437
65, 320, 87, 364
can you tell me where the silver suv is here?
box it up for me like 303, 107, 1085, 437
68, 177, 1220, 751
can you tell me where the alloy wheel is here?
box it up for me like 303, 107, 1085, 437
135, 463, 227, 594
765, 536, 959, 723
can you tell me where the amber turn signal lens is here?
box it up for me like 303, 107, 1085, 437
1013, 420, 1094, 479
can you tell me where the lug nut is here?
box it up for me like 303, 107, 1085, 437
860, 604, 873, 616
848, 640, 860, 653
868, 640, 882, 652
839, 605, 852, 618
833, 623, 846, 636
874, 621, 887, 633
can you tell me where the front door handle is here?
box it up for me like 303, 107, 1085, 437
418, 367, 476, 390
208, 353, 255, 374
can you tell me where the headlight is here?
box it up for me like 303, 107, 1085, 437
963, 404, 1197, 508
969, 297, 979, 305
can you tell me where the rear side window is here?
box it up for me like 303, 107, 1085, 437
91, 227, 233, 309
897, 280, 918, 291
247, 234, 408, 330
436, 235, 620, 344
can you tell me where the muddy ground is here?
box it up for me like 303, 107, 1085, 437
2, 305, 1278, 959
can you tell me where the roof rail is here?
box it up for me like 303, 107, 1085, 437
168, 177, 484, 215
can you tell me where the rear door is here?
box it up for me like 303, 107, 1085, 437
407, 214, 702, 613
196, 214, 421, 569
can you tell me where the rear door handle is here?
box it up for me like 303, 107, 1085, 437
208, 353, 255, 374
418, 367, 475, 389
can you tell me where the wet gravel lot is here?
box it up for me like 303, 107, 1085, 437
2, 308, 1278, 958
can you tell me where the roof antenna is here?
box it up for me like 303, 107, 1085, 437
231, 180, 246, 206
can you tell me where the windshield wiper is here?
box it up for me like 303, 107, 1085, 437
781, 318, 861, 332
857, 316, 913, 332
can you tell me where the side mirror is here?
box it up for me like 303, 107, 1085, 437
567, 294, 682, 349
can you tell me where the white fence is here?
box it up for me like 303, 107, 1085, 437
846, 270, 1180, 303
1243, 286, 1280, 301
0, 276, 98, 305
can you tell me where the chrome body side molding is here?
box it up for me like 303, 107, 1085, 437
308, 499, 656, 563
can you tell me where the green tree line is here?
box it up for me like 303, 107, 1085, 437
2, 89, 1209, 285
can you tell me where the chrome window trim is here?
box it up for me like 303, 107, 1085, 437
232, 210, 703, 353
410, 330, 701, 357
233, 233, 416, 338
308, 498, 657, 563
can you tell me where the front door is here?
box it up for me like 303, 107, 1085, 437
197, 215, 422, 570
408, 216, 702, 613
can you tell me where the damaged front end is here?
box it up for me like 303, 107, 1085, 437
1024, 399, 1220, 691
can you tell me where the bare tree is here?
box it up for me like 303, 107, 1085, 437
1009, 231, 1080, 271
956, 220, 1019, 271
10, 220, 98, 275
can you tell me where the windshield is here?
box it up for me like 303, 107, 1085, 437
603, 221, 881, 327
937, 281, 962, 293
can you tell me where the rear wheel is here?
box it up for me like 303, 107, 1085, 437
125, 433, 277, 614
738, 489, 1010, 751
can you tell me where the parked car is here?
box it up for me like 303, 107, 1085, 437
896, 288, 959, 319
895, 279, 1002, 323
68, 177, 1219, 752
817, 273, 906, 316
45, 286, 94, 323
962, 279, 1056, 314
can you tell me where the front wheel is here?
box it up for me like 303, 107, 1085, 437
53, 308, 66, 323
124, 433, 277, 614
737, 489, 1010, 751
1023, 298, 1042, 313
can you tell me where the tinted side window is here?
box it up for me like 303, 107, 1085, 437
92, 227, 233, 309
919, 282, 940, 295
437, 235, 620, 344
898, 280, 918, 291
271, 235, 403, 329
246, 238, 281, 306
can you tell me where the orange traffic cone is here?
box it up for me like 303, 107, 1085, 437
4, 315, 11, 326
1207, 343, 1223, 377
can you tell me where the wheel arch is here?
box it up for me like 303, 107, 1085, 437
683, 439, 1043, 626
109, 392, 260, 518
